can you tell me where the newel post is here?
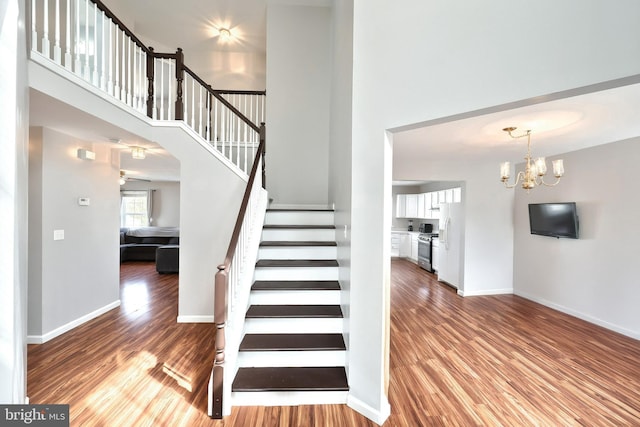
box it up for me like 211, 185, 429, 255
211, 265, 228, 419
146, 47, 155, 118
260, 122, 266, 189
175, 48, 184, 121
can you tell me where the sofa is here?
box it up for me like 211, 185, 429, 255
120, 227, 180, 273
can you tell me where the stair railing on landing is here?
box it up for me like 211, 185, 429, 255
29, 0, 266, 176
210, 124, 267, 419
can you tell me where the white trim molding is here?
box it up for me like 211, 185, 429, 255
27, 300, 120, 344
177, 315, 214, 323
347, 394, 391, 426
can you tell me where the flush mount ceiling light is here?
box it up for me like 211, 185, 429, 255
499, 127, 564, 191
218, 28, 231, 41
131, 146, 146, 160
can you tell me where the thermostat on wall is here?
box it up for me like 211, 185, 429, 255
78, 197, 90, 206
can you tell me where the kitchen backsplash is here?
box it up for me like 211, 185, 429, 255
393, 217, 439, 231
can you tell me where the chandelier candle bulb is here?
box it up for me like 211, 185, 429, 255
553, 159, 564, 177
500, 162, 511, 180
535, 157, 547, 176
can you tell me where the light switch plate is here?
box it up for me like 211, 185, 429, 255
53, 229, 64, 240
78, 197, 90, 206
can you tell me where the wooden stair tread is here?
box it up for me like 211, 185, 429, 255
262, 224, 336, 230
232, 367, 348, 392
252, 280, 340, 291
256, 259, 338, 268
246, 305, 343, 318
239, 333, 346, 351
260, 241, 337, 247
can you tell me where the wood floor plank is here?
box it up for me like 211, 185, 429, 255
26, 259, 640, 426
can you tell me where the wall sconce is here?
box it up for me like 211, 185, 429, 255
77, 148, 95, 160
131, 147, 146, 160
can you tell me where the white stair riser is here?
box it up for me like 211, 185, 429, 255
238, 350, 346, 368
254, 266, 338, 281
258, 246, 337, 260
249, 290, 340, 305
265, 211, 334, 226
232, 390, 348, 407
244, 317, 344, 334
262, 229, 335, 242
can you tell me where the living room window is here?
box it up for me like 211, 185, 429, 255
120, 190, 153, 227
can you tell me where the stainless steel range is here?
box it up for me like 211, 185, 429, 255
417, 233, 438, 272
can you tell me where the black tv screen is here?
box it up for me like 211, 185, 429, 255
528, 202, 579, 239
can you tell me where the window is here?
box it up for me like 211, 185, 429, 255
120, 190, 153, 227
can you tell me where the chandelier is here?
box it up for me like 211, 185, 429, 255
499, 127, 564, 191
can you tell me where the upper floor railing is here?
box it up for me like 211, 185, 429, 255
30, 0, 266, 176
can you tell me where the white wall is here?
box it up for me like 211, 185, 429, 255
28, 128, 121, 342
350, 0, 640, 422
28, 61, 247, 322
121, 180, 180, 227
0, 0, 28, 403
266, 2, 332, 206
513, 138, 640, 339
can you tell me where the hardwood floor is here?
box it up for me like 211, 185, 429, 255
27, 260, 640, 426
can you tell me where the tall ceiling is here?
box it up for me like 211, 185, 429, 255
31, 1, 640, 183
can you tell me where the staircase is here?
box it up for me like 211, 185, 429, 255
231, 207, 349, 406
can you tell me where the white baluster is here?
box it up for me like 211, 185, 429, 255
139, 48, 146, 112
53, 0, 61, 63
74, 0, 81, 74
190, 78, 195, 129
113, 28, 119, 98
92, 2, 98, 85
127, 38, 132, 105
198, 85, 203, 136
167, 60, 173, 119
221, 106, 225, 156
132, 43, 138, 109
83, 0, 90, 80
213, 99, 218, 150
120, 33, 126, 101
159, 58, 165, 120
107, 19, 113, 95
100, 11, 106, 90
31, 0, 38, 52
152, 59, 157, 119
64, 0, 72, 69
42, 0, 50, 57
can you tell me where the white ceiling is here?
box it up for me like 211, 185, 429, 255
392, 79, 640, 180
30, 2, 640, 183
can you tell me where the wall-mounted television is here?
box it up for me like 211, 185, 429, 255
528, 202, 579, 239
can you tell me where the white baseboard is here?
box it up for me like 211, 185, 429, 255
514, 290, 640, 340
347, 394, 391, 426
27, 300, 120, 344
177, 315, 214, 323
458, 287, 513, 297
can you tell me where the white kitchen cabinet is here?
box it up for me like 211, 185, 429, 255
453, 187, 462, 203
417, 194, 426, 218
405, 194, 418, 218
391, 232, 402, 257
399, 233, 411, 258
431, 238, 440, 271
410, 233, 419, 262
396, 194, 407, 218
